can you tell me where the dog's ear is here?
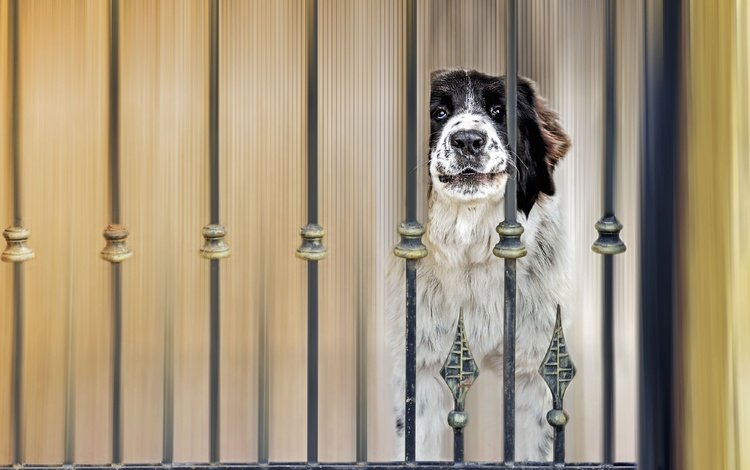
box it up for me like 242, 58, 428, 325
430, 69, 450, 82
533, 92, 570, 169
430, 69, 454, 92
514, 77, 571, 215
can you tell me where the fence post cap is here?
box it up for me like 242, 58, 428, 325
394, 221, 427, 260
296, 223, 326, 261
101, 224, 132, 263
201, 223, 231, 260
592, 214, 626, 255
2, 226, 34, 263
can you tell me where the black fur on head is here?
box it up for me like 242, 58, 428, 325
429, 69, 570, 215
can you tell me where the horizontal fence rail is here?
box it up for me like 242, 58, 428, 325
2, 465, 638, 470
0, 1, 645, 469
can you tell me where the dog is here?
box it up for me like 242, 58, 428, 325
387, 69, 571, 461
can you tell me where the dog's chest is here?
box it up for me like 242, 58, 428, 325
414, 201, 507, 366
412, 198, 564, 370
416, 257, 506, 365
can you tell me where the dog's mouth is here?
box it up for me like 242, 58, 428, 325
437, 168, 502, 185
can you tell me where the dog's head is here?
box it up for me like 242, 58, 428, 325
429, 69, 570, 214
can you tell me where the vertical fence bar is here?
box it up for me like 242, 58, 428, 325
440, 310, 479, 464
355, 285, 367, 463
209, 0, 220, 462
11, 262, 23, 466
9, 0, 19, 228
111, 265, 123, 463
64, 292, 76, 465
98, 2, 133, 466
592, 0, 626, 464
493, 0, 525, 464
295, 0, 325, 464
257, 307, 269, 463
1, 2, 35, 466
198, 0, 232, 464
602, 1, 616, 463
392, 0, 425, 464
306, 3, 318, 461
640, 0, 681, 469
162, 307, 174, 464
539, 305, 577, 466
199, 0, 230, 464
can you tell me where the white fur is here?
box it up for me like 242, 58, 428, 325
430, 110, 509, 203
387, 184, 570, 462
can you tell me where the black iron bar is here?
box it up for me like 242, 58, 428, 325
356, 284, 368, 463
640, 0, 681, 469
453, 402, 465, 463
210, 0, 220, 225
602, 0, 616, 463
295, 0, 325, 462
503, 0, 518, 464
602, 252, 614, 462
257, 305, 269, 464
210, 256, 220, 463
9, 0, 23, 464
504, 3, 518, 224
394, 7, 425, 395
162, 306, 174, 464
405, 0, 417, 223
307, 262, 319, 464
440, 309, 477, 463
306, 0, 319, 464
209, 0, 221, 464
10, 0, 19, 226
12, 264, 23, 466
403, 0, 419, 463
502, 258, 516, 464
603, 0, 617, 218
109, 0, 123, 464
111, 265, 123, 464
539, 305, 576, 466
109, 0, 120, 223
554, 423, 565, 464
64, 292, 76, 465
0, 463, 638, 470
404, 258, 417, 463
307, 0, 319, 226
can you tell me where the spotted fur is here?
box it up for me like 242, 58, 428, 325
387, 70, 571, 461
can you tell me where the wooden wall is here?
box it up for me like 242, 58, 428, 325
0, 0, 643, 464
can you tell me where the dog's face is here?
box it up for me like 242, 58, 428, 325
429, 70, 570, 214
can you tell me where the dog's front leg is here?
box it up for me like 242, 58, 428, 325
393, 366, 451, 461
514, 370, 553, 462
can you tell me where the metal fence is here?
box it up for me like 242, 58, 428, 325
1, 0, 682, 468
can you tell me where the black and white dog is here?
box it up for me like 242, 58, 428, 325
388, 69, 571, 461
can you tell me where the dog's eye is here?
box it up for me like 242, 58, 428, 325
432, 107, 449, 121
490, 104, 503, 119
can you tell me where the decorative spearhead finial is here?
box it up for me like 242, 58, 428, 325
2, 226, 34, 263
440, 309, 479, 430
539, 305, 576, 428
592, 214, 626, 255
200, 224, 230, 260
296, 223, 326, 261
101, 224, 132, 263
493, 221, 526, 259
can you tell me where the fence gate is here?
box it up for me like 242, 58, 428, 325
1, 0, 682, 469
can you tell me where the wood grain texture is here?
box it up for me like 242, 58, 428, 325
684, 1, 750, 469
0, 0, 14, 462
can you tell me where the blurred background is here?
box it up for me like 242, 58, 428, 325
0, 0, 747, 469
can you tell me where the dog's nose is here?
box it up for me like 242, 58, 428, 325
450, 129, 486, 155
